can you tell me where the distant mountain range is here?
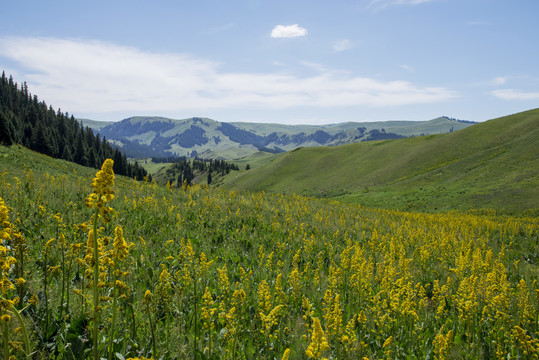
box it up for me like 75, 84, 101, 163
80, 116, 476, 159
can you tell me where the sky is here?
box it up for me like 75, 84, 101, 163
1, 0, 538, 125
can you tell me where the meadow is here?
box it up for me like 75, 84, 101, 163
0, 146, 538, 359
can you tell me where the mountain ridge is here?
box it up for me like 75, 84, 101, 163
81, 115, 475, 159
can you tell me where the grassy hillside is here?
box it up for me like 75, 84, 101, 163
79, 118, 115, 130
225, 109, 539, 214
0, 143, 537, 359
230, 150, 279, 170
0, 144, 95, 179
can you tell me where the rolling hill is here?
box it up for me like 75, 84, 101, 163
81, 115, 474, 159
224, 109, 539, 214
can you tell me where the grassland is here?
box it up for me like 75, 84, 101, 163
132, 158, 171, 175
229, 150, 279, 170
0, 143, 538, 359
225, 109, 539, 214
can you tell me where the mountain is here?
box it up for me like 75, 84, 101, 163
224, 109, 539, 214
81, 115, 475, 159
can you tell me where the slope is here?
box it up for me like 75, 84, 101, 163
225, 109, 539, 213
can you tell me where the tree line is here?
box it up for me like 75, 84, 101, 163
162, 157, 240, 187
0, 72, 147, 180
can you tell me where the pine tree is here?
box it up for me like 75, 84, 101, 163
32, 119, 52, 155
0, 110, 13, 145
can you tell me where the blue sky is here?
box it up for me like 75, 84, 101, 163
1, 0, 538, 124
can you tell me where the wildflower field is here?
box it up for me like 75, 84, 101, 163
1, 154, 538, 359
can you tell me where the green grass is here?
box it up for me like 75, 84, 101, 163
0, 144, 96, 180
132, 158, 169, 175
197, 145, 262, 161
224, 109, 539, 214
229, 150, 279, 170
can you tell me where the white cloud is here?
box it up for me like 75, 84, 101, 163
491, 76, 508, 85
491, 89, 539, 101
0, 36, 457, 119
299, 61, 331, 73
270, 24, 308, 38
399, 64, 415, 73
333, 39, 354, 53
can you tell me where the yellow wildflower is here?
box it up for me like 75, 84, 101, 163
281, 348, 291, 360
201, 287, 216, 331
261, 304, 284, 333
144, 289, 153, 302
86, 159, 115, 221
28, 294, 38, 306
382, 336, 394, 357
433, 327, 453, 360
512, 325, 539, 358
258, 280, 272, 314
112, 225, 128, 260
306, 317, 330, 358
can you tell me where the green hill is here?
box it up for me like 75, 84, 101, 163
225, 109, 539, 213
78, 118, 114, 130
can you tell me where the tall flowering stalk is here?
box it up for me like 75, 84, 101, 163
144, 290, 157, 358
85, 159, 115, 360
201, 287, 217, 356
281, 348, 291, 360
305, 317, 330, 359
432, 325, 453, 360
108, 225, 130, 359
0, 198, 30, 359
